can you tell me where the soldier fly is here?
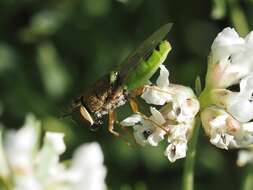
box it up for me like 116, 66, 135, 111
69, 23, 173, 136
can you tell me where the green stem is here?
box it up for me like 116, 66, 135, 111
182, 116, 201, 190
242, 164, 253, 190
0, 177, 12, 190
227, 0, 249, 36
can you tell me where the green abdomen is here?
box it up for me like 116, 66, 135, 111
125, 40, 171, 90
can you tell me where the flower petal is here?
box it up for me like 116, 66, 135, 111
141, 87, 171, 105
45, 132, 66, 154
168, 124, 189, 143
69, 142, 107, 190
237, 150, 253, 167
226, 74, 253, 122
147, 131, 165, 146
5, 115, 40, 176
120, 114, 142, 126
212, 28, 244, 48
207, 27, 253, 88
210, 132, 235, 149
180, 98, 200, 120
156, 64, 169, 88
245, 31, 253, 45
133, 125, 151, 146
164, 141, 187, 162
228, 98, 253, 123
239, 74, 253, 97
211, 27, 244, 62
36, 132, 66, 182
150, 107, 166, 125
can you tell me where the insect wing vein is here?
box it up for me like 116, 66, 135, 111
116, 23, 173, 88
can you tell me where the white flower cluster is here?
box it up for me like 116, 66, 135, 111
121, 65, 199, 162
200, 28, 253, 149
0, 115, 107, 190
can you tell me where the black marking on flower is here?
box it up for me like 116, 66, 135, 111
228, 55, 232, 63
143, 129, 153, 139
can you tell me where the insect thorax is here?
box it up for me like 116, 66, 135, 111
95, 91, 128, 118
82, 73, 128, 119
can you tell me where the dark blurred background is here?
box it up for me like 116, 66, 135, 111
0, 0, 252, 189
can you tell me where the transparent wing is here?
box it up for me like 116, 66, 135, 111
115, 23, 173, 88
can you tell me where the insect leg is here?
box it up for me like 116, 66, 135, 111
108, 111, 120, 136
116, 122, 138, 146
108, 111, 136, 145
143, 85, 177, 96
108, 110, 137, 145
129, 86, 145, 98
129, 98, 140, 113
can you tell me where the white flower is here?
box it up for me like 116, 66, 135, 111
44, 132, 66, 154
121, 107, 166, 147
200, 28, 253, 149
120, 114, 142, 126
141, 65, 199, 123
164, 122, 193, 162
201, 106, 253, 149
167, 122, 193, 143
209, 114, 237, 149
4, 115, 40, 176
121, 105, 196, 163
67, 143, 107, 190
35, 132, 66, 184
164, 140, 187, 163
206, 74, 253, 123
167, 86, 199, 122
2, 115, 42, 190
206, 27, 253, 89
121, 64, 199, 162
237, 149, 253, 167
226, 74, 253, 122
121, 109, 192, 162
0, 114, 107, 190
141, 65, 172, 105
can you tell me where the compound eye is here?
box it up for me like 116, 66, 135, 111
89, 123, 101, 131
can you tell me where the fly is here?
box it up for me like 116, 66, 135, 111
68, 23, 173, 136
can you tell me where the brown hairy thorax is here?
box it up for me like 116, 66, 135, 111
82, 74, 128, 119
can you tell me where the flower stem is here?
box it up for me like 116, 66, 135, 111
182, 76, 202, 190
182, 116, 201, 190
227, 0, 249, 36
0, 178, 12, 190
242, 164, 253, 190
